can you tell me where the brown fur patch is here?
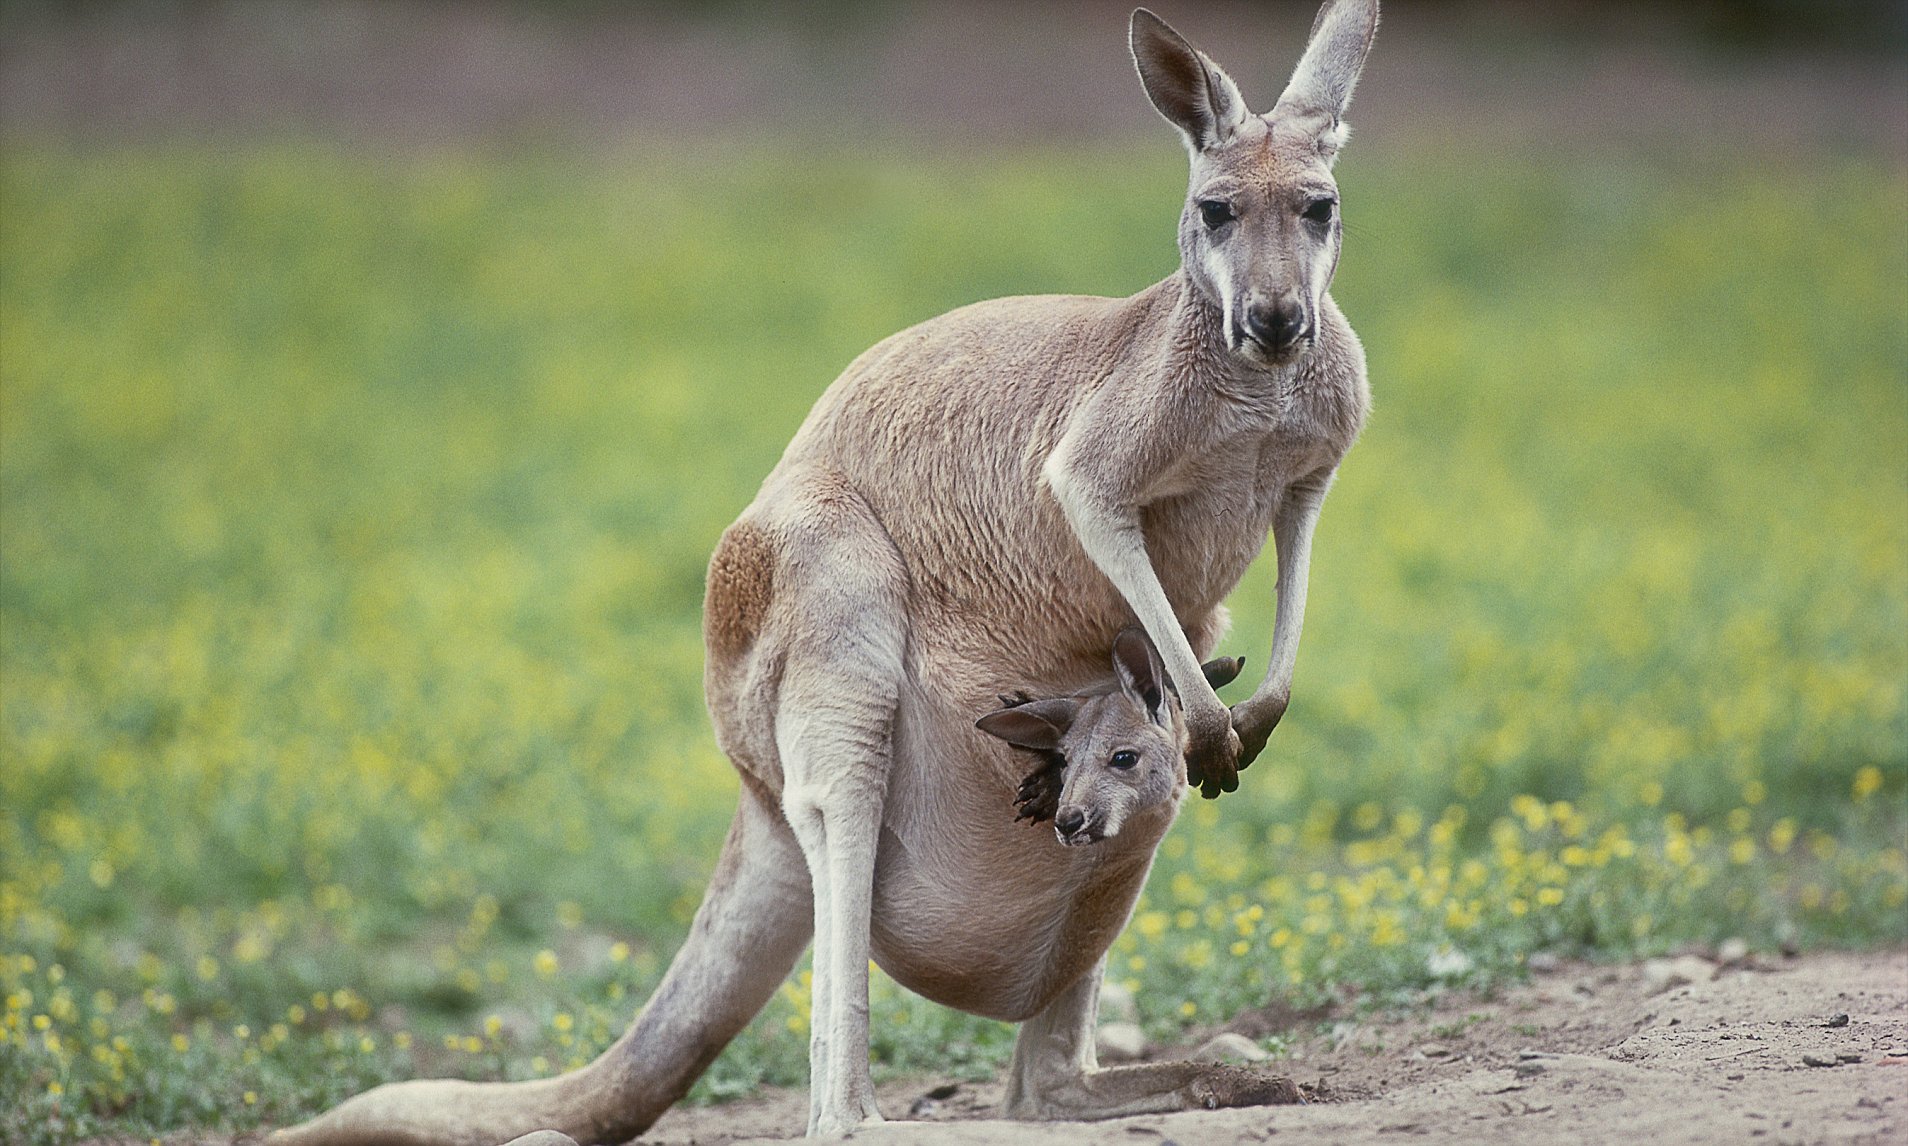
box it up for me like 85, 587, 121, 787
703, 522, 775, 660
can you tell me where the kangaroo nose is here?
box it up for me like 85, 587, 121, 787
1055, 807, 1086, 835
1243, 299, 1308, 350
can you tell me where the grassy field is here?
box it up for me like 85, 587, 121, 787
2, 141, 1904, 1143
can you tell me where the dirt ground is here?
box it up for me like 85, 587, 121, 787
630, 947, 1908, 1146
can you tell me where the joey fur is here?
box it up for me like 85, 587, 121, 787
272, 3, 1376, 1143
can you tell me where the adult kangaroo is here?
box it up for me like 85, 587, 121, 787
272, 3, 1376, 1142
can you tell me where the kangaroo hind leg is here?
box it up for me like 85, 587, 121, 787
1003, 959, 1299, 1122
268, 779, 812, 1146
769, 481, 909, 1138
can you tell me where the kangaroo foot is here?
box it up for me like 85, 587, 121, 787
1006, 1060, 1299, 1121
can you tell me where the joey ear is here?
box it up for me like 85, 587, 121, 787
1130, 8, 1249, 153
1111, 627, 1169, 721
976, 697, 1082, 751
1201, 655, 1246, 691
1272, 0, 1379, 159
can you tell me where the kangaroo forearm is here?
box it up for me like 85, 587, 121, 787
1048, 482, 1226, 725
1243, 478, 1331, 728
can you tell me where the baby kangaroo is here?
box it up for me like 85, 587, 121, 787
274, 3, 1376, 1142
982, 629, 1246, 848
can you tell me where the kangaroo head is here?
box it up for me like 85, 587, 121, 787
977, 630, 1247, 847
1131, 2, 1378, 368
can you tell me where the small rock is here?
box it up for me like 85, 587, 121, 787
1837, 1053, 1863, 1064
1099, 978, 1140, 1024
1801, 1054, 1841, 1068
1098, 1021, 1148, 1063
907, 1082, 960, 1118
1426, 947, 1474, 979
1418, 1043, 1452, 1058
498, 1134, 580, 1146
1527, 951, 1562, 974
1513, 1061, 1547, 1078
1716, 938, 1749, 965
1191, 1032, 1270, 1064
1643, 955, 1716, 993
1824, 1012, 1850, 1029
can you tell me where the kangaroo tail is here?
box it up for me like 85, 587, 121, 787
268, 779, 811, 1146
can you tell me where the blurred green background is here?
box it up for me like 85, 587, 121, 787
2, 3, 1904, 1142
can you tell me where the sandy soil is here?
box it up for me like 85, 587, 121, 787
631, 947, 1908, 1146
90, 949, 1907, 1146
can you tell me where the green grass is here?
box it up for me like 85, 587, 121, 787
2, 141, 1904, 1143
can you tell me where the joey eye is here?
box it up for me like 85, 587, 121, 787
1302, 197, 1337, 225
1197, 200, 1235, 230
1109, 750, 1140, 771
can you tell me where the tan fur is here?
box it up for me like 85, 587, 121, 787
270, 4, 1378, 1143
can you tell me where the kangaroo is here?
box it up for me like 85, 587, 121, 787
272, 3, 1376, 1143
983, 632, 1247, 844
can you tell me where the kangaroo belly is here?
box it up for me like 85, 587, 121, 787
867, 840, 1160, 1021
865, 743, 1171, 1022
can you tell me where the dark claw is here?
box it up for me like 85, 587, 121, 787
1013, 750, 1066, 823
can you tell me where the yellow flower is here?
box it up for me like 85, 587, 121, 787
1853, 766, 1883, 801
534, 950, 560, 978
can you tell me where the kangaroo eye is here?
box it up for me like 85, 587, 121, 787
1302, 197, 1337, 225
1197, 200, 1235, 230
1109, 750, 1140, 770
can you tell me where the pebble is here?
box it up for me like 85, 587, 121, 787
497, 1134, 580, 1146
1190, 1032, 1270, 1064
1097, 1021, 1148, 1062
1643, 955, 1716, 993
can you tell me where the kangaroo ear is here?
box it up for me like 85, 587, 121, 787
1112, 627, 1169, 722
1131, 8, 1249, 153
1272, 0, 1378, 160
1201, 655, 1246, 691
977, 697, 1082, 751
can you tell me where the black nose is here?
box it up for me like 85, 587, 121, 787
1056, 807, 1086, 835
1243, 299, 1308, 350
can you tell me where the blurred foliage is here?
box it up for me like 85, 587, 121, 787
1, 142, 1904, 1142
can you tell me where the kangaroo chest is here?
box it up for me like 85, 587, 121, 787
1140, 416, 1340, 617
